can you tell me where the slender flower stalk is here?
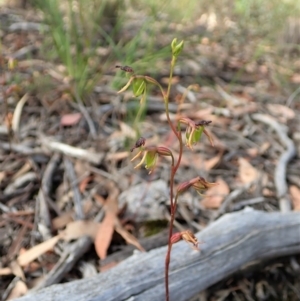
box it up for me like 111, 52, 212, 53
116, 39, 216, 301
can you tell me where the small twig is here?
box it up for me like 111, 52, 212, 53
64, 157, 84, 220
4, 172, 38, 195
32, 209, 104, 290
41, 153, 61, 196
252, 114, 297, 212
40, 136, 103, 165
33, 236, 92, 290
12, 93, 29, 139
10, 46, 38, 60
73, 92, 97, 139
286, 86, 300, 107
1, 276, 21, 301
4, 215, 34, 229
6, 217, 32, 262
35, 154, 61, 240
87, 166, 119, 182
176, 84, 197, 103
231, 197, 266, 211
164, 210, 185, 232
8, 22, 49, 32
215, 181, 254, 219
0, 125, 9, 135
0, 202, 16, 212
0, 142, 45, 156
101, 229, 169, 268
216, 84, 242, 106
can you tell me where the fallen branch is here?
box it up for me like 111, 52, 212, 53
252, 114, 297, 212
15, 209, 300, 301
40, 136, 103, 165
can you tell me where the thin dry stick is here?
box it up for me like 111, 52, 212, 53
73, 91, 97, 139
35, 153, 61, 242
40, 136, 103, 165
33, 209, 104, 290
252, 114, 297, 212
64, 157, 84, 220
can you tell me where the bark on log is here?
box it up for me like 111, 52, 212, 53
16, 210, 300, 301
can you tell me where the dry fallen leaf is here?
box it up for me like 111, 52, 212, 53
290, 185, 300, 211
11, 161, 32, 181
0, 171, 6, 184
106, 151, 129, 161
94, 181, 119, 260
231, 103, 258, 117
12, 93, 29, 134
201, 178, 230, 209
52, 200, 94, 230
79, 175, 93, 193
94, 193, 105, 206
183, 151, 222, 171
115, 220, 145, 252
290, 73, 300, 84
6, 280, 28, 300
246, 148, 259, 157
61, 220, 100, 241
17, 235, 60, 267
266, 104, 295, 122
60, 113, 82, 126
160, 76, 180, 85
204, 151, 223, 170
119, 121, 136, 139
0, 267, 13, 276
52, 212, 74, 230
5, 112, 13, 132
74, 160, 90, 178
94, 211, 116, 260
259, 141, 270, 154
263, 187, 275, 197
238, 157, 259, 184
9, 261, 25, 280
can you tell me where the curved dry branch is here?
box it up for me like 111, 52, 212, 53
252, 114, 297, 212
15, 210, 300, 301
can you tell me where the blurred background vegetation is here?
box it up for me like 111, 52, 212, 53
2, 0, 300, 99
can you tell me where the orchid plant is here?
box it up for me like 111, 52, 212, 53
117, 38, 217, 301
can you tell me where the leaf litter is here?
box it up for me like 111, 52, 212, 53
0, 3, 300, 301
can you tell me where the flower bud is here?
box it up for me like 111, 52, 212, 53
171, 38, 184, 57
177, 177, 218, 195
144, 76, 160, 86
156, 146, 173, 157
8, 57, 17, 70
177, 181, 192, 194
170, 232, 182, 245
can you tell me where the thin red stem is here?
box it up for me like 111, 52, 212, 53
164, 55, 184, 301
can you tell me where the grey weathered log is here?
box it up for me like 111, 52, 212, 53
16, 210, 300, 301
